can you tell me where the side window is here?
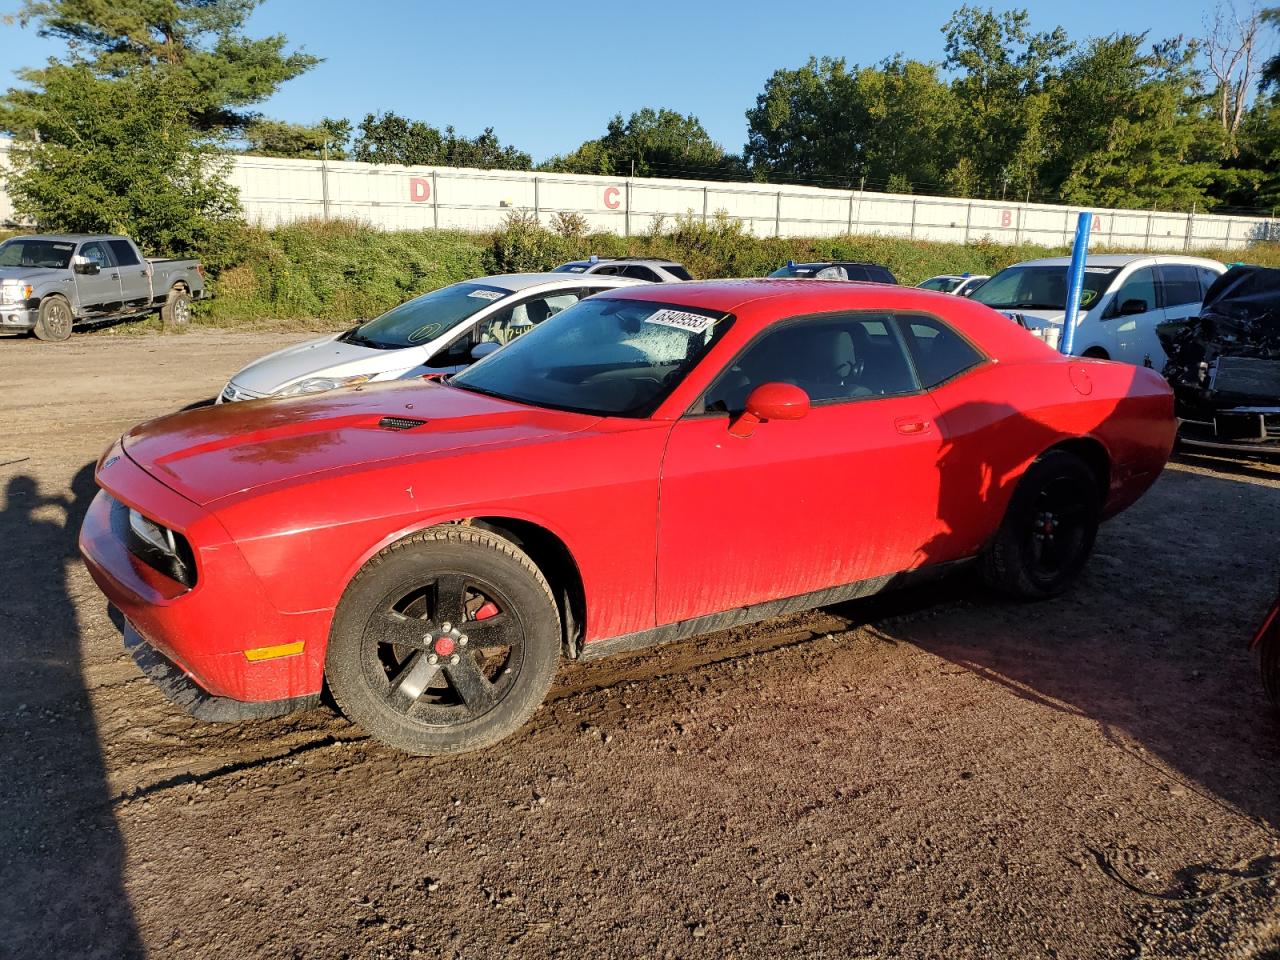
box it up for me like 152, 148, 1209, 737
814, 265, 848, 280
1109, 267, 1158, 316
107, 240, 140, 266
591, 264, 622, 276
896, 315, 984, 388
79, 242, 112, 269
703, 314, 918, 413
622, 265, 663, 282
1158, 264, 1203, 307
1198, 268, 1222, 297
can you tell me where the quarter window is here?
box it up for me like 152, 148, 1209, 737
703, 313, 918, 413
896, 315, 984, 388
1198, 267, 1222, 297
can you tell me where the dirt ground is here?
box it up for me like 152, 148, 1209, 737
1, 327, 1278, 960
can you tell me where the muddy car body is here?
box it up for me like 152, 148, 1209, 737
80, 281, 1176, 754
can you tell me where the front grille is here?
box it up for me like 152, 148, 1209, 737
378, 416, 428, 431
1213, 357, 1280, 400
221, 381, 262, 403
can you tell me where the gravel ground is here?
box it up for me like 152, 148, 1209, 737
0, 328, 1278, 960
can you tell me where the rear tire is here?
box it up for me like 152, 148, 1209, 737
160, 287, 191, 327
326, 525, 561, 755
33, 296, 74, 342
981, 449, 1101, 600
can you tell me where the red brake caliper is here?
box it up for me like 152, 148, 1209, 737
475, 601, 500, 621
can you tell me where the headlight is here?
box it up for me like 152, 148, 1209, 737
0, 282, 33, 305
129, 508, 177, 556
275, 374, 372, 397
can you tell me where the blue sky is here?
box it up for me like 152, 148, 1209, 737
0, 0, 1239, 162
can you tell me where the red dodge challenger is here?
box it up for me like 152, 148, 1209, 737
80, 280, 1176, 755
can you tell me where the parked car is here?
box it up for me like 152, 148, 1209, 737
971, 254, 1225, 367
218, 273, 646, 401
1158, 265, 1280, 456
918, 274, 989, 297
81, 280, 1175, 756
768, 261, 898, 284
553, 256, 692, 283
0, 234, 204, 342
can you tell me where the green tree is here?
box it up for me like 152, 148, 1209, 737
744, 56, 957, 191
1047, 35, 1216, 209
942, 6, 1071, 198
352, 112, 531, 169
14, 0, 318, 133
543, 108, 742, 178
243, 117, 351, 159
1, 63, 240, 263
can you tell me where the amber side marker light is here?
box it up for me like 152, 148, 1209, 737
244, 641, 306, 662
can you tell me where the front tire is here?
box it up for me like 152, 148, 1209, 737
981, 450, 1101, 600
33, 296, 74, 342
326, 525, 561, 755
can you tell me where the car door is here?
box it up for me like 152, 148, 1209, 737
72, 241, 123, 312
654, 312, 945, 627
1102, 266, 1165, 366
107, 239, 152, 309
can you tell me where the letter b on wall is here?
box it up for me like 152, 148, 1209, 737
410, 177, 432, 203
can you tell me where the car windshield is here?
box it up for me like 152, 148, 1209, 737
972, 265, 1121, 311
0, 238, 78, 270
769, 265, 819, 278
919, 277, 963, 293
553, 263, 589, 273
352, 282, 511, 349
449, 297, 735, 417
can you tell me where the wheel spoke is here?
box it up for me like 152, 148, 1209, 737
391, 651, 440, 702
459, 614, 518, 650
445, 654, 498, 714
372, 610, 431, 649
432, 574, 468, 627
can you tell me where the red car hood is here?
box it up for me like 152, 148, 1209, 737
123, 380, 601, 506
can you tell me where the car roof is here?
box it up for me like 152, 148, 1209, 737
598, 278, 923, 313
1010, 254, 1224, 269
562, 257, 684, 268
481, 272, 644, 292
8, 234, 129, 243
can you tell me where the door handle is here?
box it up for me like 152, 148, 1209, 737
894, 416, 931, 435
109, 272, 119, 279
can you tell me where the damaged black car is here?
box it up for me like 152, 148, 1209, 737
1157, 265, 1280, 456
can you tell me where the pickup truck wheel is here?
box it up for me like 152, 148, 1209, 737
161, 288, 191, 326
33, 296, 74, 342
326, 526, 561, 756
981, 450, 1101, 600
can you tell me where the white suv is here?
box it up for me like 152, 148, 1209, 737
553, 257, 692, 283
970, 254, 1226, 367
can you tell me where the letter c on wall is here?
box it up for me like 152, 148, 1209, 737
410, 177, 432, 203
603, 186, 621, 210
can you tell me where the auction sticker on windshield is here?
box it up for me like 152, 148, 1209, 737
644, 309, 715, 334
468, 289, 505, 301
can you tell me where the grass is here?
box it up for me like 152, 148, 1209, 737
5, 217, 1278, 334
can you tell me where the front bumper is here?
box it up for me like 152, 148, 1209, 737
1178, 408, 1280, 456
0, 306, 36, 330
78, 451, 330, 707
124, 622, 319, 721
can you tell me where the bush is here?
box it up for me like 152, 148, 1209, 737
182, 217, 1280, 330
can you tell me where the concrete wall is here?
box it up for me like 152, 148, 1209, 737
1, 137, 1274, 250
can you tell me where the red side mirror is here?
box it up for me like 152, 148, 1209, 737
729, 382, 811, 438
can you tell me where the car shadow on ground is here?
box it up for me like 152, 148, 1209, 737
0, 462, 143, 958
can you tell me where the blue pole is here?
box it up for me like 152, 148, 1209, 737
1060, 212, 1093, 356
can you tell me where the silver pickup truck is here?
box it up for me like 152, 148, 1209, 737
0, 234, 205, 341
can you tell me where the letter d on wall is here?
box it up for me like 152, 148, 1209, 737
410, 177, 432, 203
